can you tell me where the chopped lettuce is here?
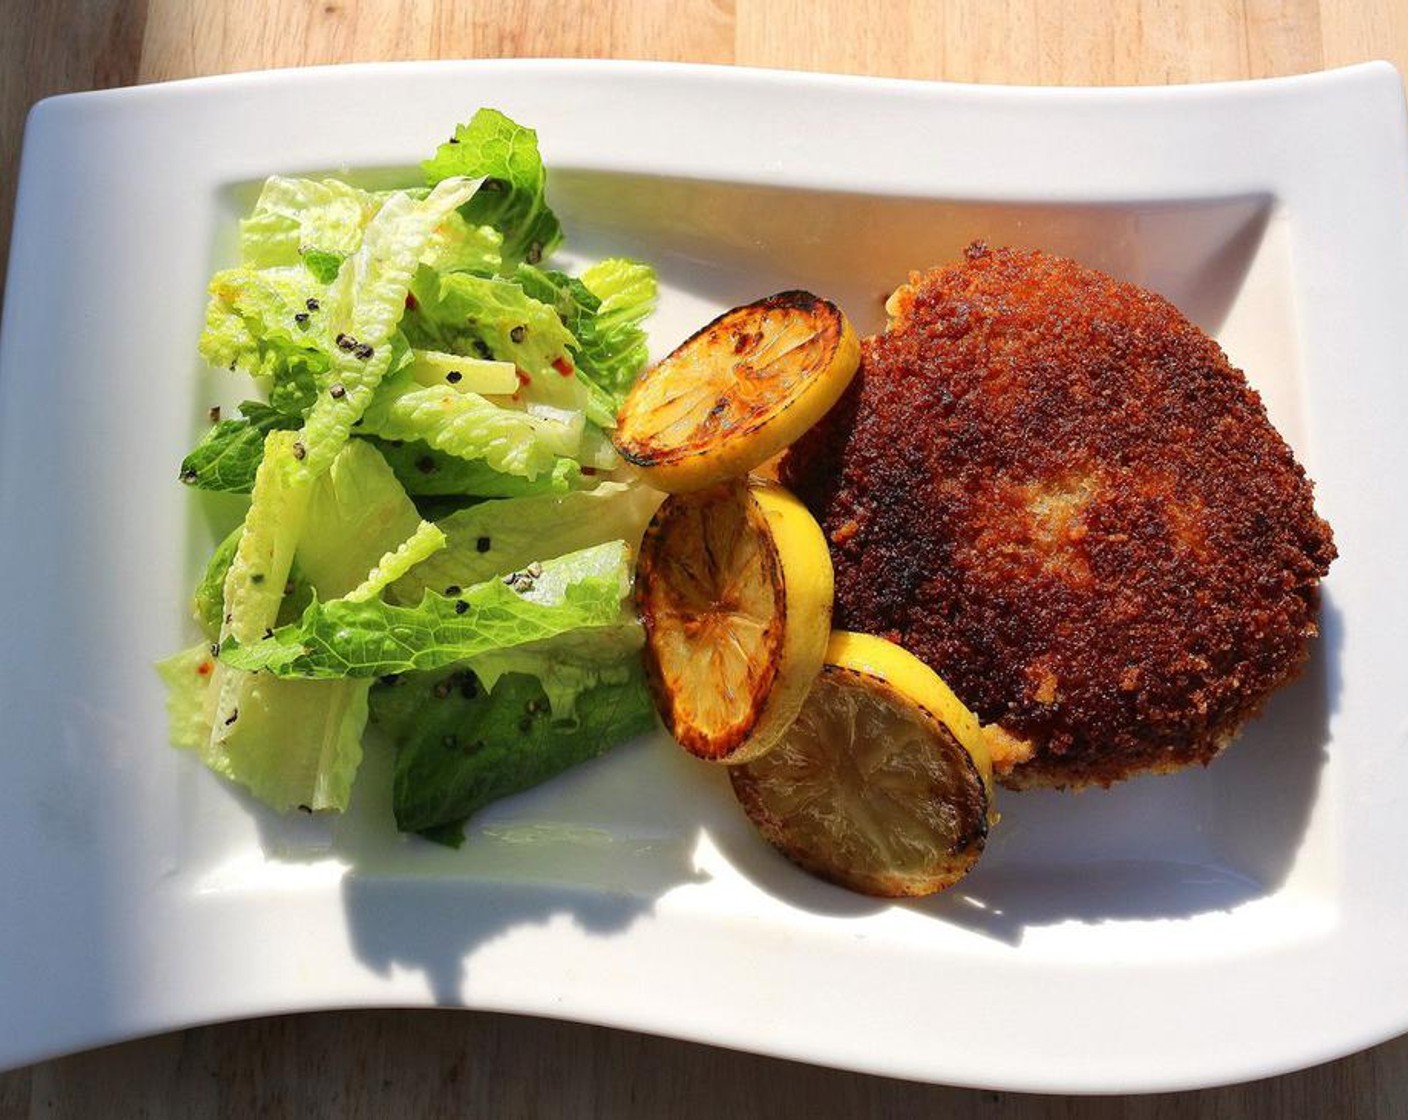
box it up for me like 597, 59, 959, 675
466, 623, 645, 718
220, 541, 633, 679
167, 107, 660, 832
179, 401, 302, 494
295, 438, 426, 596
199, 266, 329, 411
422, 108, 563, 271
420, 208, 504, 276
579, 258, 658, 398
214, 431, 313, 651
193, 525, 244, 640
344, 520, 447, 603
406, 270, 577, 391
194, 527, 314, 641
213, 674, 372, 814
376, 663, 656, 846
360, 364, 581, 478
156, 646, 219, 751
202, 431, 319, 807
388, 481, 661, 605
516, 258, 657, 410
183, 437, 437, 813
372, 438, 591, 498
238, 176, 383, 272
294, 177, 480, 480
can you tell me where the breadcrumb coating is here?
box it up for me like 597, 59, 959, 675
781, 244, 1336, 788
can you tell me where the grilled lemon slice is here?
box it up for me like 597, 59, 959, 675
730, 631, 994, 897
636, 478, 833, 763
612, 292, 860, 493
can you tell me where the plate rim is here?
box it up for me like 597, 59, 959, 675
3, 58, 1408, 1092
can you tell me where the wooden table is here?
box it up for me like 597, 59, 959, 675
2, 3, 1406, 1115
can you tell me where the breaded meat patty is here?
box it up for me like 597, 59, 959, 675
780, 244, 1336, 789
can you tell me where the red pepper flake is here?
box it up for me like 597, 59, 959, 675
581, 466, 598, 476
515, 369, 532, 387
404, 292, 419, 311
552, 356, 574, 377
196, 660, 213, 677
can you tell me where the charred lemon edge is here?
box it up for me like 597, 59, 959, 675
823, 631, 993, 792
637, 479, 834, 765
612, 292, 861, 494
729, 630, 996, 898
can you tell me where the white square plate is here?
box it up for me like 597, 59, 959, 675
2, 60, 1407, 1092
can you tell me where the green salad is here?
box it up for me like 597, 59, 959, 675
159, 109, 661, 845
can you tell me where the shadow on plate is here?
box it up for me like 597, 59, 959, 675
226, 584, 1335, 1002
310, 588, 1339, 1002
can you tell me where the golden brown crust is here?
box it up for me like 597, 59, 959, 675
781, 244, 1336, 788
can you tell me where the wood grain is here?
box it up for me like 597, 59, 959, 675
2, 2, 1407, 1116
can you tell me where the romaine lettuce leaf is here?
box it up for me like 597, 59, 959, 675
179, 401, 302, 494
202, 431, 317, 803
176, 435, 437, 813
465, 623, 644, 717
193, 525, 244, 641
420, 208, 503, 276
344, 520, 446, 603
371, 437, 591, 498
578, 257, 658, 399
405, 269, 583, 410
360, 364, 581, 478
375, 661, 656, 846
193, 525, 316, 641
220, 541, 633, 679
199, 266, 330, 413
516, 259, 657, 408
214, 431, 314, 651
294, 176, 480, 480
239, 176, 383, 272
295, 438, 426, 596
156, 645, 220, 750
422, 108, 563, 271
216, 674, 372, 813
388, 481, 661, 605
